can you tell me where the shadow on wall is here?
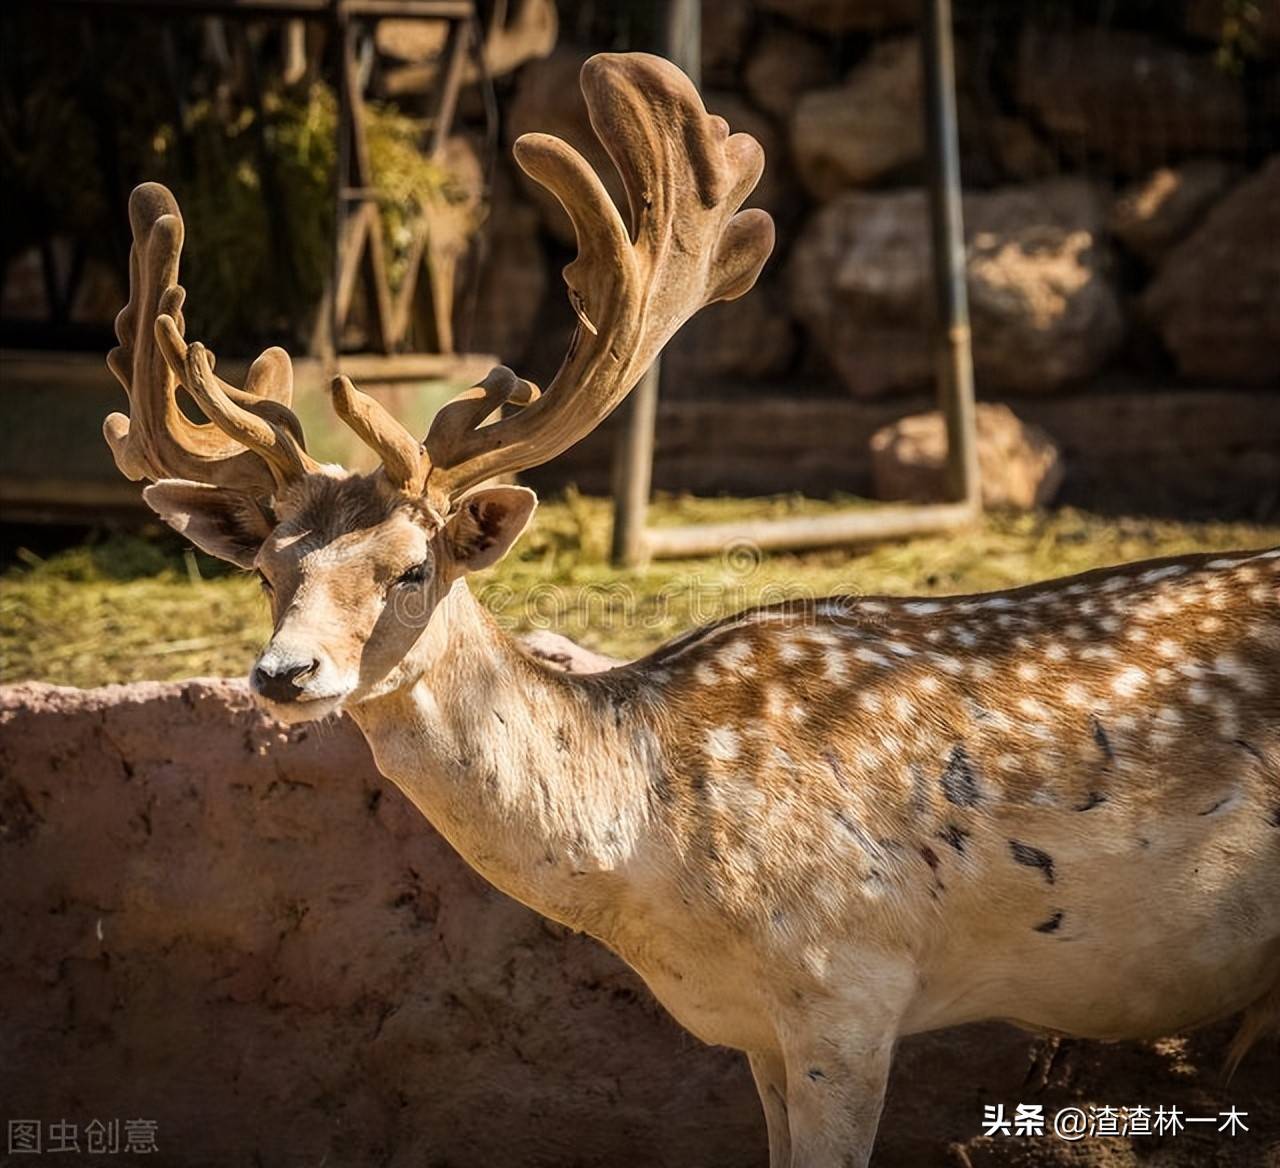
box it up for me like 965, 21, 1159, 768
0, 680, 1275, 1167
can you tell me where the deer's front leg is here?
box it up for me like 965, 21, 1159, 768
779, 1019, 897, 1168
749, 1049, 791, 1167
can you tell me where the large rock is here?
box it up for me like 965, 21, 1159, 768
871, 403, 1064, 509
791, 37, 922, 198
744, 26, 835, 121
789, 178, 1124, 397
1108, 159, 1234, 265
1016, 25, 1247, 173
662, 277, 797, 392
2, 681, 1275, 1167
380, 0, 556, 87
1142, 157, 1280, 386
702, 0, 754, 86
757, 0, 916, 34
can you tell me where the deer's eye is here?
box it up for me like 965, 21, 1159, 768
395, 561, 430, 587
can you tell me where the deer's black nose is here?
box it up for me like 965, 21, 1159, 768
252, 658, 319, 703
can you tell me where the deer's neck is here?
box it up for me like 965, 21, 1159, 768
349, 580, 652, 934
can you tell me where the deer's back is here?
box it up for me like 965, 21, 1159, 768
606, 548, 1279, 1047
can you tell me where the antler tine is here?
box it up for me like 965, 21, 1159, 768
104, 182, 315, 496
424, 52, 774, 504
329, 375, 426, 492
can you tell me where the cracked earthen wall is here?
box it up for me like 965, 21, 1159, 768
1, 681, 1274, 1167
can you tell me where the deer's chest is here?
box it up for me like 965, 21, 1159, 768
610, 914, 781, 1051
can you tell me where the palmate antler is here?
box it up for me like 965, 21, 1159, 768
105, 184, 318, 496
105, 53, 774, 512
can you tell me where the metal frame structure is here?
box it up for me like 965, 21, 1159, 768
609, 0, 982, 565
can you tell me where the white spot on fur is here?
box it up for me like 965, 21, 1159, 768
917, 674, 941, 694
706, 727, 740, 762
892, 694, 916, 721
1112, 667, 1148, 698
718, 640, 754, 671
778, 640, 808, 664
1044, 642, 1069, 662
1016, 662, 1042, 682
854, 646, 891, 668
858, 691, 883, 714
1214, 653, 1262, 693
904, 601, 943, 615
824, 648, 850, 683
694, 662, 718, 686
1063, 683, 1092, 708
1140, 565, 1188, 584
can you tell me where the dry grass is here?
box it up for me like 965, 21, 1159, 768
3, 492, 1277, 688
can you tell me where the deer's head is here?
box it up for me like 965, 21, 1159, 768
103, 54, 773, 723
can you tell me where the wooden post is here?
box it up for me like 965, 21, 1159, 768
921, 0, 981, 508
609, 0, 700, 568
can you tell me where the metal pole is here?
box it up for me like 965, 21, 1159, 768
610, 0, 701, 567
921, 0, 981, 508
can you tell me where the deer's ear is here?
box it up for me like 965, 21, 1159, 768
143, 480, 274, 569
442, 486, 537, 572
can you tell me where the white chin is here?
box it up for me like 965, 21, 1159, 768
252, 693, 348, 725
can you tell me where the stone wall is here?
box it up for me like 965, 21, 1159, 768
2, 680, 1276, 1167
485, 2, 1280, 400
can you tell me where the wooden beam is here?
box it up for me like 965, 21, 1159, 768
642, 502, 978, 560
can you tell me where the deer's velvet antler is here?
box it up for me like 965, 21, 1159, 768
331, 52, 774, 506
105, 182, 316, 496
107, 53, 773, 510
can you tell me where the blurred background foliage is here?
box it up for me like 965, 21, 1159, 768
0, 9, 464, 349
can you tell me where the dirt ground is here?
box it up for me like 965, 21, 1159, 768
2, 679, 1275, 1167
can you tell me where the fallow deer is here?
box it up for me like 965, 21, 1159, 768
102, 52, 1278, 1168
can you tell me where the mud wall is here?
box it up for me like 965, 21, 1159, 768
1, 681, 1275, 1167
